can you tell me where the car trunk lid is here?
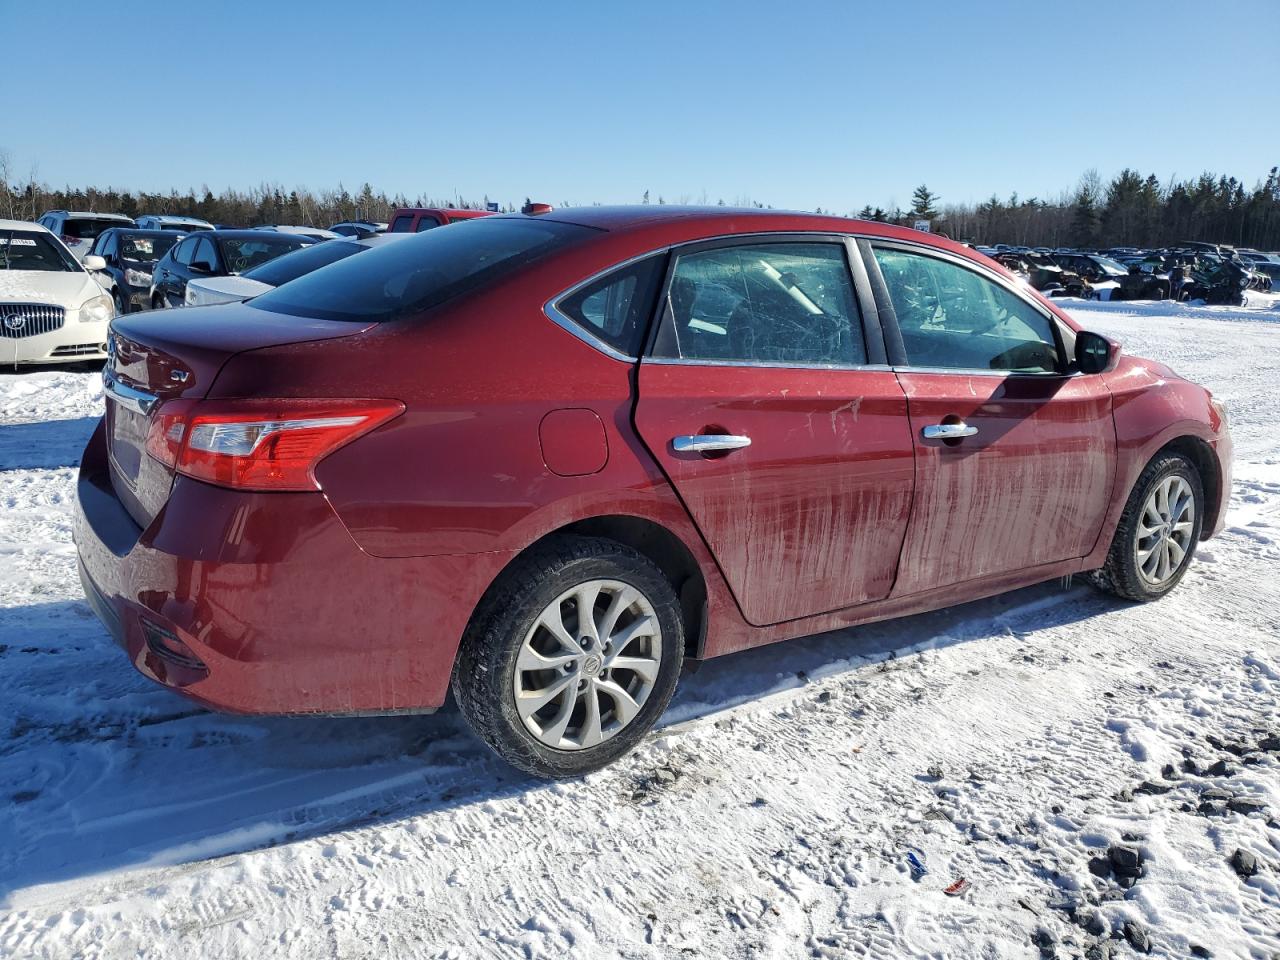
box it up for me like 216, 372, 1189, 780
104, 304, 372, 528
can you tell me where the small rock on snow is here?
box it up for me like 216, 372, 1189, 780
1229, 848, 1258, 878
1086, 856, 1112, 879
1123, 921, 1152, 954
1107, 844, 1143, 878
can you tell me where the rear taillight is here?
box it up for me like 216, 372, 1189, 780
144, 398, 403, 491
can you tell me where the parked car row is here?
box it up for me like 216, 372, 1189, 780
70, 205, 1233, 779
981, 241, 1274, 305
0, 206, 496, 364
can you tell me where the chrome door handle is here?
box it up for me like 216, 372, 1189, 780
921, 422, 978, 440
672, 434, 752, 453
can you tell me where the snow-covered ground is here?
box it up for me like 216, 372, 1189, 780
1, 297, 1278, 960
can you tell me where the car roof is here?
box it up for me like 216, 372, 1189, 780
52, 211, 134, 221
202, 229, 315, 240
506, 205, 976, 255
110, 227, 188, 236
141, 214, 212, 223
0, 218, 52, 232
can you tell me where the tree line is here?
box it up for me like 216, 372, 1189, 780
910, 168, 1280, 251
3, 152, 1278, 251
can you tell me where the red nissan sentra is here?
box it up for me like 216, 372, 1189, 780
75, 207, 1231, 777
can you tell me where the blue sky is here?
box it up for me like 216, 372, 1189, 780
4, 0, 1277, 213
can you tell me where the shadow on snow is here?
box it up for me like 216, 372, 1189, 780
0, 580, 1118, 903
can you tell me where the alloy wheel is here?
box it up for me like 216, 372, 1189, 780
513, 579, 662, 750
1134, 474, 1196, 585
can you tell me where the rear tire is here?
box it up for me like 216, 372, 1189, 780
1086, 453, 1203, 602
452, 536, 684, 778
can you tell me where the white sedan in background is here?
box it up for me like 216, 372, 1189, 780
184, 233, 408, 306
0, 220, 115, 364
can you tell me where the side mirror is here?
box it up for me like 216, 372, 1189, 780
1076, 330, 1119, 374
190, 259, 215, 273
82, 255, 107, 271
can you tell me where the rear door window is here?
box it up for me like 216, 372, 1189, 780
414, 217, 440, 232
652, 242, 865, 366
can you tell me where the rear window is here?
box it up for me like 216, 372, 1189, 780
0, 230, 79, 272
243, 239, 364, 287
120, 233, 179, 262
61, 218, 125, 239
250, 218, 595, 322
389, 216, 414, 233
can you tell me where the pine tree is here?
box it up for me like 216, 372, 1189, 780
910, 184, 939, 219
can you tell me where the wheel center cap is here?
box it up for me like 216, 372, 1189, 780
582, 655, 602, 677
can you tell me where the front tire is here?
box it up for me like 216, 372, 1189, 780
1086, 452, 1204, 602
452, 537, 684, 778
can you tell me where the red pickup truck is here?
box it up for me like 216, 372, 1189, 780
386, 207, 493, 232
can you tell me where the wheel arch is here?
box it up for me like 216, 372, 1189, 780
1158, 434, 1223, 538
474, 514, 709, 660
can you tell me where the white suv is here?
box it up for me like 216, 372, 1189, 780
36, 210, 135, 262
0, 220, 115, 364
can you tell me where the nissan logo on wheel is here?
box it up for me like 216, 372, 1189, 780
3, 313, 26, 332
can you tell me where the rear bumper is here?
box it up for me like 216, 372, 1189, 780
74, 419, 513, 715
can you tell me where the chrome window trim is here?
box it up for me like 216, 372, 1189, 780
542, 249, 672, 363
647, 356, 893, 373
890, 364, 1081, 380
542, 228, 1072, 370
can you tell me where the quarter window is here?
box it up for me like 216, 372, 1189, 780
173, 237, 197, 265
557, 256, 664, 356
873, 248, 1061, 373
654, 242, 864, 366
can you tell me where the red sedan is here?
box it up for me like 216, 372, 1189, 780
75, 208, 1232, 777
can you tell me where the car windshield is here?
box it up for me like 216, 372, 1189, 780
0, 230, 79, 272
1093, 257, 1129, 274
217, 236, 308, 274
243, 239, 365, 287
121, 233, 179, 263
250, 218, 595, 322
61, 218, 125, 240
